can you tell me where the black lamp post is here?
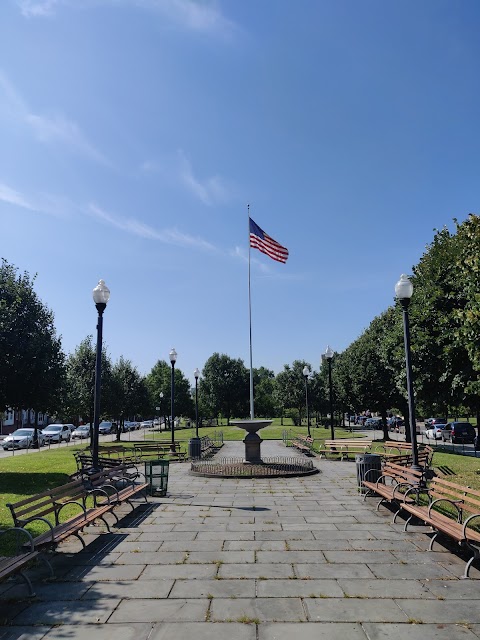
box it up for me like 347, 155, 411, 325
194, 368, 200, 438
325, 345, 335, 440
92, 279, 110, 470
302, 365, 311, 437
395, 274, 421, 471
188, 368, 201, 459
169, 348, 177, 451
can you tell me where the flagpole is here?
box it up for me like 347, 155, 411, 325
248, 204, 254, 420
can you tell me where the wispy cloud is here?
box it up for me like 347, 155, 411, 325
141, 150, 233, 205
177, 150, 231, 205
141, 0, 236, 36
88, 202, 217, 251
17, 0, 60, 17
0, 183, 36, 211
0, 71, 109, 165
16, 0, 237, 37
0, 181, 70, 218
26, 113, 109, 165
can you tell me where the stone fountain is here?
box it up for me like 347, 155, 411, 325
230, 419, 272, 463
190, 418, 319, 478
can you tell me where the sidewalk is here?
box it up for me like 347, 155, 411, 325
1, 440, 480, 639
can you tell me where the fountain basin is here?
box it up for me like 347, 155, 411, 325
230, 419, 272, 463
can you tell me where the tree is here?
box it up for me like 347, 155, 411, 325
111, 357, 149, 440
145, 360, 194, 427
275, 360, 311, 425
63, 336, 113, 437
0, 260, 65, 435
200, 353, 249, 423
252, 367, 276, 417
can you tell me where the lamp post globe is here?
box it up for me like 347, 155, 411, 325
324, 345, 335, 440
302, 366, 311, 437
92, 279, 110, 470
169, 349, 177, 452
395, 275, 421, 471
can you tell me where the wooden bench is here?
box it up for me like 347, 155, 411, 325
362, 461, 426, 520
6, 479, 117, 552
133, 442, 187, 462
72, 452, 138, 480
291, 435, 314, 455
0, 527, 53, 597
379, 443, 434, 469
400, 477, 480, 578
318, 439, 373, 460
84, 465, 149, 515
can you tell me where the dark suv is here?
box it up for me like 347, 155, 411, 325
441, 422, 476, 444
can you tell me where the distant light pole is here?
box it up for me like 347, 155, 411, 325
324, 345, 335, 440
194, 368, 200, 438
302, 365, 311, 437
92, 279, 110, 470
159, 391, 164, 430
169, 349, 177, 451
188, 368, 201, 459
395, 274, 420, 471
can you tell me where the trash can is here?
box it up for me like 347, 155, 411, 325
144, 459, 169, 496
188, 437, 202, 459
355, 453, 382, 494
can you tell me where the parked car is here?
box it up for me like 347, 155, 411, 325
2, 428, 45, 450
425, 424, 446, 440
72, 425, 91, 440
364, 418, 383, 429
42, 424, 73, 443
440, 422, 476, 444
98, 421, 114, 435
140, 420, 154, 429
425, 418, 447, 427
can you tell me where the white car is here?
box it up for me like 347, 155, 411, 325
2, 428, 46, 450
425, 425, 446, 440
72, 425, 91, 440
42, 424, 73, 443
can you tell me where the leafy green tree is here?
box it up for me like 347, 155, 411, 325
0, 260, 65, 436
275, 360, 311, 425
200, 353, 249, 424
145, 359, 194, 427
111, 357, 149, 439
63, 336, 113, 437
252, 367, 276, 417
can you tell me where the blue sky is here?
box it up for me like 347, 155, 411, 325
1, 0, 479, 385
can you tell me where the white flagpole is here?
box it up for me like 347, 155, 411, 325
248, 204, 254, 420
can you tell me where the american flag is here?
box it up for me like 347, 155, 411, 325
249, 218, 289, 264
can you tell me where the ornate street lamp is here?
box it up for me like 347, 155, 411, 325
194, 368, 200, 438
188, 367, 202, 460
92, 279, 110, 470
302, 365, 311, 437
324, 345, 335, 440
395, 274, 421, 471
169, 348, 177, 452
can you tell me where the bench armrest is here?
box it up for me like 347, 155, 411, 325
428, 497, 463, 521
462, 513, 480, 538
55, 500, 87, 524
0, 527, 36, 553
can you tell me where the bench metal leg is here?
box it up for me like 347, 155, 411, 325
462, 542, 480, 579
18, 569, 35, 597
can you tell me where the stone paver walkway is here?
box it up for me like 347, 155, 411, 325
1, 440, 480, 639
